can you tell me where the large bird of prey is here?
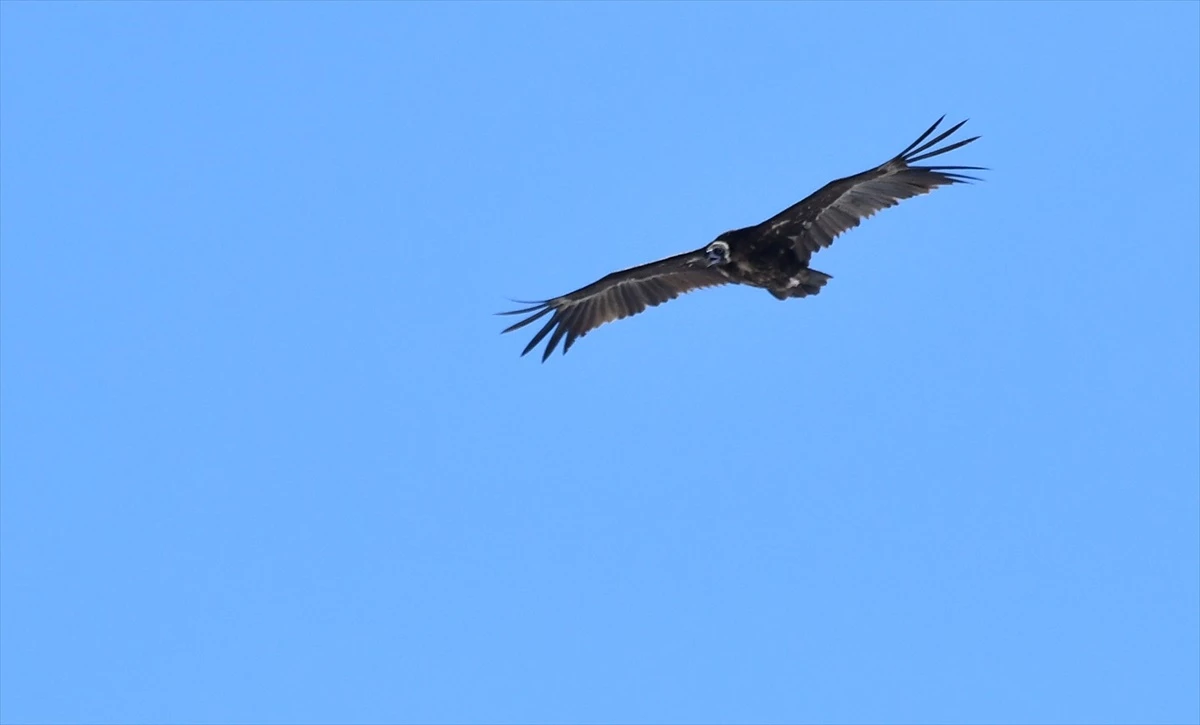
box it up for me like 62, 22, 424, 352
500, 116, 984, 361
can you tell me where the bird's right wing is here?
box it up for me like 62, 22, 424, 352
753, 116, 984, 264
499, 250, 731, 361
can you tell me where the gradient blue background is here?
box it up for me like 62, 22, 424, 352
3, 3, 1198, 724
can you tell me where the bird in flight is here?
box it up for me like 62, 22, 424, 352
500, 116, 984, 361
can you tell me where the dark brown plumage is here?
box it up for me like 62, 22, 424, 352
501, 116, 984, 361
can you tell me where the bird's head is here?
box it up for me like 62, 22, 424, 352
704, 240, 730, 267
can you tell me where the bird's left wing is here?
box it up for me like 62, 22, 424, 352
499, 249, 731, 361
755, 116, 985, 264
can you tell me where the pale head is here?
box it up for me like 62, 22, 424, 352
704, 240, 730, 267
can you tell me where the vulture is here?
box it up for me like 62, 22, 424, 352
500, 116, 984, 361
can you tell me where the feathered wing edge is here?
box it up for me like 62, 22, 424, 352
889, 114, 987, 181
756, 116, 987, 262
498, 251, 729, 362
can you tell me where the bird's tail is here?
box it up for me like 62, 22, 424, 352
773, 267, 832, 299
792, 267, 832, 297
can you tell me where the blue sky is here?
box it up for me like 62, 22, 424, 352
2, 2, 1197, 724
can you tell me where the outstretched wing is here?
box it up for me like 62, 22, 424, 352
757, 116, 985, 264
499, 250, 730, 361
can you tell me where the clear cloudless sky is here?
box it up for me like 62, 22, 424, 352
2, 2, 1198, 724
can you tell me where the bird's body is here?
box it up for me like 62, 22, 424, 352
713, 225, 832, 299
501, 116, 984, 361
